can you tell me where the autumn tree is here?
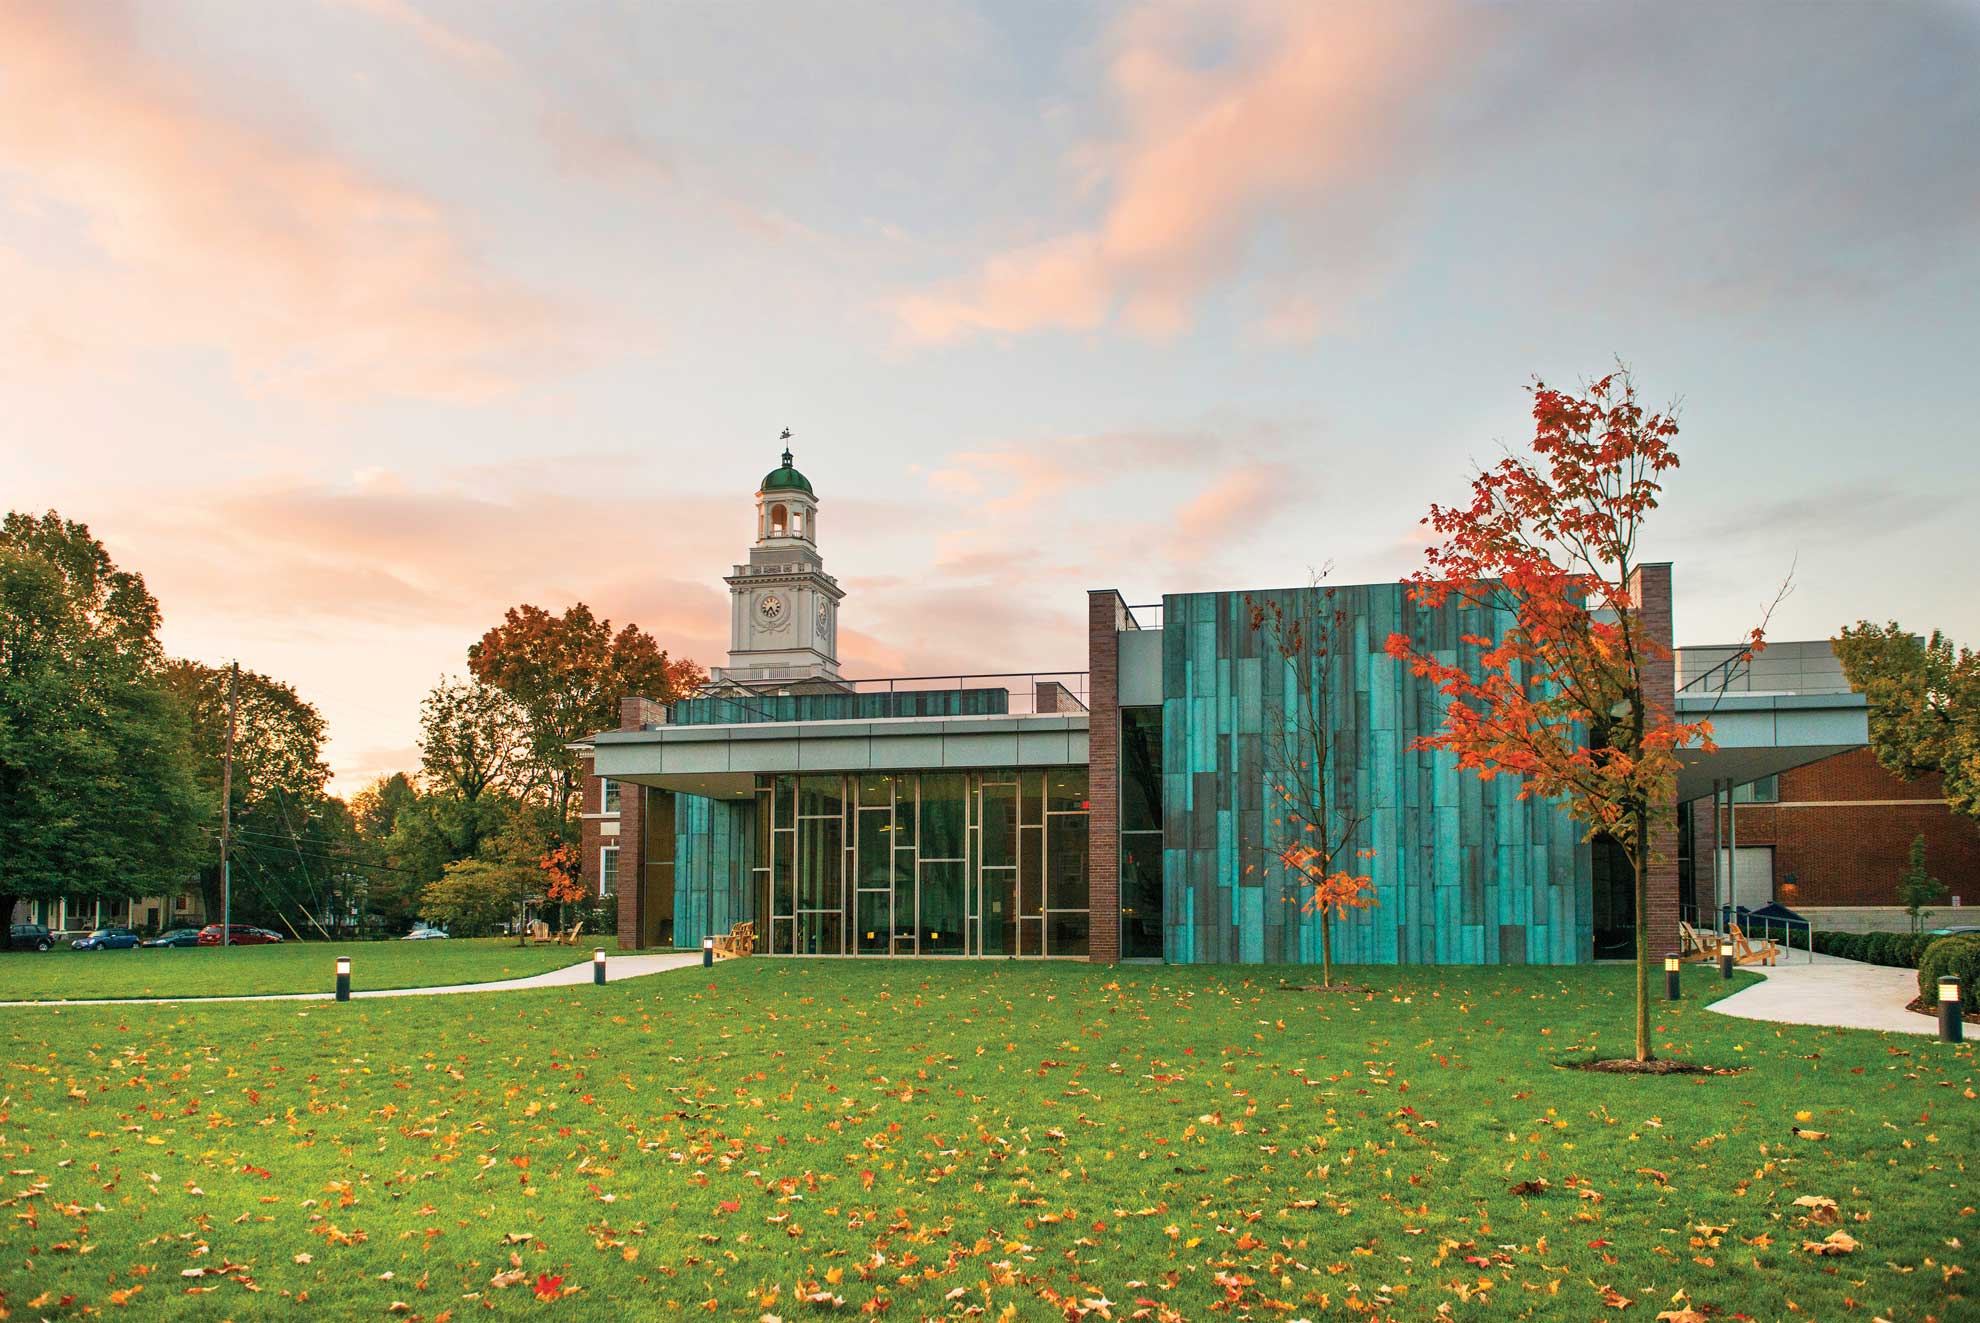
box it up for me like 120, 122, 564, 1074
1248, 583, 1377, 987
0, 513, 204, 923
1833, 622, 1980, 821
1384, 369, 1774, 1064
538, 842, 589, 928
467, 603, 704, 827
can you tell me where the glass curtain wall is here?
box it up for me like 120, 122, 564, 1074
752, 768, 1089, 956
1119, 707, 1166, 959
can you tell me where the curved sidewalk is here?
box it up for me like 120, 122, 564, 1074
1708, 950, 1936, 1036
0, 950, 703, 1008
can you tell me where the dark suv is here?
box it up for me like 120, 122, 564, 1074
7, 923, 55, 952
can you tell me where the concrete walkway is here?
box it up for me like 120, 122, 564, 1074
0, 950, 703, 1008
1708, 950, 1937, 1036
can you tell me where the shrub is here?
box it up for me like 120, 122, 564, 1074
1865, 932, 1900, 966
1918, 935, 1980, 1014
1831, 932, 1864, 962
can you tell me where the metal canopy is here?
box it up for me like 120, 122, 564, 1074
588, 712, 1091, 800
1673, 690, 1868, 801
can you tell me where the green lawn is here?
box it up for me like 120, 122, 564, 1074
0, 937, 621, 1001
0, 962, 1970, 1321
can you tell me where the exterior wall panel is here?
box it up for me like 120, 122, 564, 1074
1160, 584, 1594, 966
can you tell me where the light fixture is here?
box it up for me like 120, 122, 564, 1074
593, 948, 607, 985
334, 957, 351, 1002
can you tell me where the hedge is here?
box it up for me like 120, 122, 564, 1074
1810, 929, 1938, 969
1918, 935, 1980, 1015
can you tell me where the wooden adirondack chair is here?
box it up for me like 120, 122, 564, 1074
556, 920, 584, 947
1726, 922, 1779, 967
1678, 920, 1721, 962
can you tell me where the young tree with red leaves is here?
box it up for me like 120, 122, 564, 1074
1384, 369, 1775, 1063
1250, 584, 1379, 988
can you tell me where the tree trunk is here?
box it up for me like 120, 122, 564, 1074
1320, 912, 1333, 989
1633, 804, 1653, 1063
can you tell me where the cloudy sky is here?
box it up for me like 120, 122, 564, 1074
6, 0, 1977, 796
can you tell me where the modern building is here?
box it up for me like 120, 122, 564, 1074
1677, 640, 1980, 930
580, 453, 1873, 963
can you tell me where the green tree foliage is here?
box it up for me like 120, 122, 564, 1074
159, 659, 335, 927
418, 858, 531, 936
419, 676, 529, 803
1896, 834, 1946, 931
0, 514, 204, 922
1834, 622, 1980, 820
467, 603, 703, 826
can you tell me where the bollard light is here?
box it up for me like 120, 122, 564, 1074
334, 956, 351, 1002
1664, 953, 1681, 1001
593, 947, 607, 986
702, 935, 715, 968
1718, 946, 1733, 980
1941, 976, 1964, 1044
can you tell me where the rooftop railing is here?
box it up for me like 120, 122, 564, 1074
1123, 601, 1164, 630
840, 671, 1090, 715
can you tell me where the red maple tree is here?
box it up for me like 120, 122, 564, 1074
1383, 369, 1774, 1063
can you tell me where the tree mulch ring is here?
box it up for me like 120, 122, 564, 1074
1905, 996, 1980, 1025
1279, 982, 1375, 998
1560, 1056, 1746, 1076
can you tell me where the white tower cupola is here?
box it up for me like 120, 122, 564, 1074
710, 443, 847, 690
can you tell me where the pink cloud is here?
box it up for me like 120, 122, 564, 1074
0, 3, 573, 399
898, 1, 1474, 342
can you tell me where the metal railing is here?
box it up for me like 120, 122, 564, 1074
841, 671, 1090, 715
1678, 651, 1750, 694
1720, 903, 1813, 964
1123, 601, 1164, 630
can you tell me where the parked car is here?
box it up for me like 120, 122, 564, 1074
142, 927, 205, 948
402, 926, 450, 940
1927, 925, 1980, 937
6, 923, 55, 952
195, 924, 282, 946
72, 927, 141, 951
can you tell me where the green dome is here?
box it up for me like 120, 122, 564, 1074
760, 448, 813, 496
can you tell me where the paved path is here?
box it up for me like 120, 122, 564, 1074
0, 950, 703, 1008
1708, 950, 1936, 1035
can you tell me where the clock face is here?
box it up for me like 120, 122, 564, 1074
816, 602, 831, 639
758, 594, 784, 623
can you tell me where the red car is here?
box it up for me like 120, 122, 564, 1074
195, 924, 283, 946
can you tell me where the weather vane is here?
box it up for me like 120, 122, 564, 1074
779, 427, 793, 465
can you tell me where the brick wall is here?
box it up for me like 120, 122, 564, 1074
1710, 747, 1980, 907
579, 696, 668, 949
1085, 591, 1125, 963
1632, 564, 1681, 950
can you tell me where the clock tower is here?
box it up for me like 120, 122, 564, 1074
709, 447, 847, 690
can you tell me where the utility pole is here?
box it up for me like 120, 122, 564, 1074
220, 661, 239, 948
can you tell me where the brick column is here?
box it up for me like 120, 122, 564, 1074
1086, 591, 1127, 963
1631, 564, 1680, 951
608, 696, 665, 949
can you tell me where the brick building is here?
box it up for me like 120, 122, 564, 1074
1677, 639, 1980, 930
582, 452, 1872, 964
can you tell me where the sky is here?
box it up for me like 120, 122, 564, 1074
5, 0, 1978, 798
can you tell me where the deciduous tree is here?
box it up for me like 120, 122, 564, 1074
1833, 622, 1980, 821
1384, 369, 1776, 1064
0, 515, 204, 924
418, 676, 530, 806
1248, 583, 1378, 987
467, 603, 704, 827
160, 660, 332, 924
